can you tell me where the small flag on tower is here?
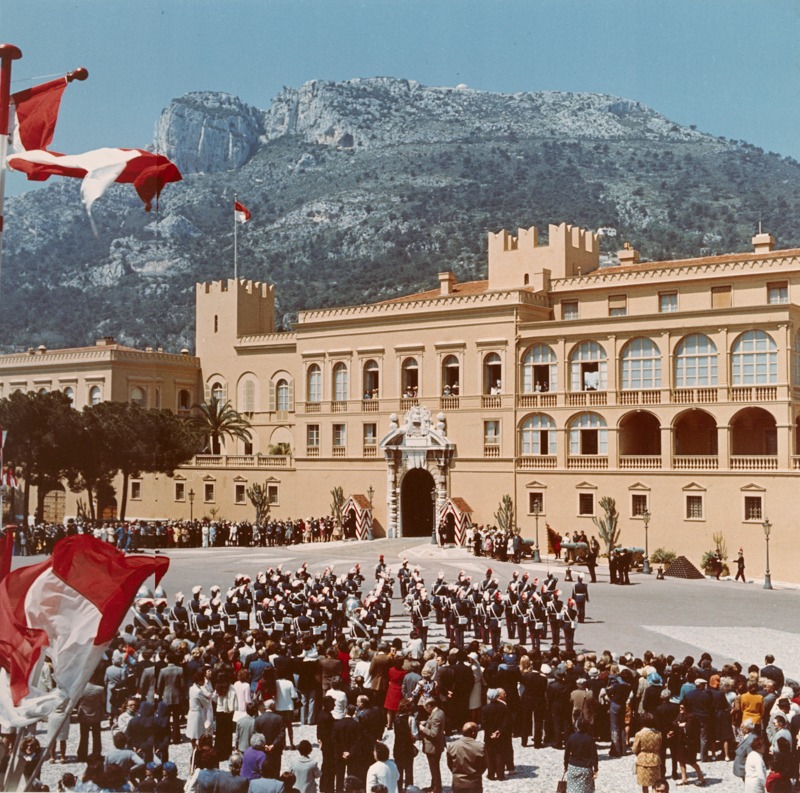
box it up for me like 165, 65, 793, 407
234, 200, 251, 224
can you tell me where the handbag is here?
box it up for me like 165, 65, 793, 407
556, 773, 567, 793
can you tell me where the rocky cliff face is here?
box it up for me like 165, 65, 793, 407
153, 92, 264, 174
263, 77, 708, 149
3, 77, 800, 352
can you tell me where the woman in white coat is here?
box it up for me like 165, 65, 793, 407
744, 736, 767, 793
186, 670, 214, 748
366, 741, 399, 793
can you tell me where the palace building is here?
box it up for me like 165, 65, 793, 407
3, 221, 800, 580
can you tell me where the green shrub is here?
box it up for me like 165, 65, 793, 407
650, 547, 677, 565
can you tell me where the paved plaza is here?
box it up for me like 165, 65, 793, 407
12, 538, 799, 792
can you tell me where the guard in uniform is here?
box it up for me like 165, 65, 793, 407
505, 573, 520, 640
571, 574, 589, 623
530, 593, 546, 652
487, 592, 505, 651
453, 590, 472, 647
547, 590, 563, 648
561, 598, 579, 653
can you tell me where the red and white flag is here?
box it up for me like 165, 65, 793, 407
0, 535, 168, 727
234, 200, 251, 224
6, 78, 182, 213
1, 465, 16, 489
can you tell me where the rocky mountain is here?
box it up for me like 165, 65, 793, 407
4, 77, 800, 352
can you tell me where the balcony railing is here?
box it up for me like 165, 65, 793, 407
481, 395, 502, 409
517, 455, 557, 470
192, 454, 292, 468
567, 391, 607, 406
440, 396, 460, 410
305, 402, 321, 414
331, 401, 348, 413
619, 390, 661, 405
363, 444, 377, 458
619, 455, 662, 469
673, 455, 718, 470
332, 446, 346, 458
400, 397, 419, 410
729, 386, 778, 402
671, 388, 718, 404
729, 455, 778, 470
567, 455, 608, 470
483, 444, 500, 458
518, 393, 557, 408
361, 400, 379, 412
306, 446, 320, 457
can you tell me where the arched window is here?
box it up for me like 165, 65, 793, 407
333, 363, 348, 402
307, 364, 322, 403
731, 330, 777, 385
569, 413, 608, 455
521, 414, 557, 455
276, 379, 290, 411
89, 385, 102, 406
130, 387, 146, 407
483, 353, 502, 394
522, 344, 557, 393
211, 381, 225, 402
620, 337, 661, 390
63, 386, 74, 405
178, 389, 191, 410
401, 358, 419, 396
37, 387, 48, 395
674, 334, 718, 387
363, 360, 380, 398
441, 355, 460, 394
570, 341, 607, 392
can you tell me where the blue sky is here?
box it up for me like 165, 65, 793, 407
2, 0, 799, 195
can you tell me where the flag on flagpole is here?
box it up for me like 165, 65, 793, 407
9, 78, 68, 153
0, 535, 168, 726
234, 200, 251, 224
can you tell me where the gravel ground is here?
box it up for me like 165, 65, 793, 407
30, 717, 741, 792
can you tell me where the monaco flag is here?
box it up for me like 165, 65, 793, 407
235, 200, 251, 223
7, 78, 182, 213
0, 534, 168, 727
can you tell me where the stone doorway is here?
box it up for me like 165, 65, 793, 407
400, 468, 435, 538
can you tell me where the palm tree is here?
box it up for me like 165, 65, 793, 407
192, 397, 252, 454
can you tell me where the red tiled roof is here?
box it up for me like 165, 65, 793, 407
450, 497, 474, 513
349, 494, 372, 510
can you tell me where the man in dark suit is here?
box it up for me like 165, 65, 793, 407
419, 697, 446, 793
760, 655, 785, 691
446, 721, 486, 793
254, 699, 286, 779
480, 689, 511, 781
156, 653, 184, 744
332, 704, 363, 793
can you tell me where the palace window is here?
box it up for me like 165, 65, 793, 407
522, 344, 557, 393
267, 484, 279, 504
520, 414, 556, 455
174, 481, 185, 502
130, 480, 142, 501
621, 337, 661, 390
333, 424, 346, 447
130, 387, 146, 408
484, 420, 500, 445
685, 494, 704, 520
89, 385, 102, 405
63, 386, 74, 405
570, 341, 607, 392
528, 492, 544, 514
608, 294, 627, 317
307, 424, 320, 447
569, 413, 607, 456
768, 282, 788, 305
674, 334, 718, 387
744, 495, 763, 522
363, 360, 380, 399
631, 493, 649, 516
363, 423, 377, 445
441, 355, 460, 394
578, 493, 595, 516
562, 301, 579, 320
307, 364, 322, 403
483, 353, 502, 394
211, 381, 225, 402
204, 482, 215, 503
178, 389, 191, 411
731, 330, 777, 385
711, 285, 732, 309
276, 379, 291, 411
659, 292, 678, 313
401, 357, 419, 396
240, 379, 256, 413
333, 363, 349, 402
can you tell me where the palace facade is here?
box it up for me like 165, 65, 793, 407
4, 222, 800, 580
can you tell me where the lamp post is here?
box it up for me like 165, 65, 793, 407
532, 501, 542, 563
641, 509, 651, 574
430, 484, 437, 545
188, 488, 195, 522
762, 517, 773, 590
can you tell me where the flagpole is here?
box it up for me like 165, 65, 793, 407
0, 45, 22, 310
234, 193, 238, 282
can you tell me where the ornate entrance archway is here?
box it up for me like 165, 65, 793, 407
400, 468, 435, 537
380, 406, 455, 538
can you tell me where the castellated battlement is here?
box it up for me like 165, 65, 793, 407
488, 222, 600, 290
196, 279, 276, 358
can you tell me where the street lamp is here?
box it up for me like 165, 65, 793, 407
188, 488, 195, 522
532, 501, 542, 563
641, 509, 651, 574
430, 485, 437, 545
762, 517, 773, 590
